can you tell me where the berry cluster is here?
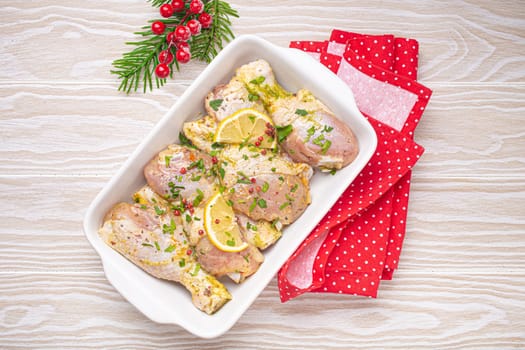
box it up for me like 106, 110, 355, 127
150, 0, 213, 78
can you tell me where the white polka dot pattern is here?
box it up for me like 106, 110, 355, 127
280, 30, 432, 302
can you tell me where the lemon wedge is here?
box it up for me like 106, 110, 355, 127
214, 108, 276, 148
204, 192, 249, 253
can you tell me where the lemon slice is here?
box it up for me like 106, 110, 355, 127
214, 108, 276, 148
204, 192, 249, 253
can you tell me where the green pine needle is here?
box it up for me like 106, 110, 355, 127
111, 0, 238, 93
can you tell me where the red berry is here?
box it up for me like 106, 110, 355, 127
174, 209, 181, 216
189, 208, 195, 214
215, 219, 220, 224
256, 185, 261, 192
176, 41, 190, 52
176, 49, 191, 63
151, 21, 166, 35
159, 49, 174, 64
211, 156, 218, 164
166, 31, 176, 44
250, 178, 256, 183
189, 0, 204, 14
248, 187, 254, 194
171, 0, 185, 12
187, 19, 202, 35
254, 141, 261, 147
174, 25, 191, 42
186, 249, 192, 255
198, 229, 204, 236
180, 167, 187, 174
199, 12, 213, 28
155, 63, 170, 78
261, 149, 267, 155
160, 4, 174, 18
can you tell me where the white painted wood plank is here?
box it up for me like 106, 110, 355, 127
1, 84, 524, 176
0, 176, 523, 272
0, 1, 523, 83
0, 272, 523, 349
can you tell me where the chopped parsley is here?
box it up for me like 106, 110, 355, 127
261, 182, 269, 193
236, 172, 252, 184
321, 140, 332, 154
290, 184, 298, 192
154, 241, 161, 251
179, 132, 196, 149
226, 236, 236, 246
193, 188, 204, 207
305, 125, 316, 142
154, 206, 165, 216
211, 142, 224, 149
295, 109, 308, 116
209, 99, 223, 111
257, 198, 267, 208
276, 124, 293, 143
279, 202, 290, 210
250, 76, 265, 85
141, 243, 153, 248
249, 198, 258, 212
312, 134, 332, 154
323, 125, 334, 133
179, 259, 186, 267
185, 214, 192, 223
188, 158, 205, 172
162, 219, 176, 235
246, 222, 258, 231
191, 263, 201, 276
248, 93, 259, 101
164, 245, 176, 253
164, 155, 172, 167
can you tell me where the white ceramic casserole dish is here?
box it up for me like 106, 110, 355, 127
83, 34, 377, 338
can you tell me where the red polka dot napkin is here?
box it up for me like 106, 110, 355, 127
277, 29, 432, 301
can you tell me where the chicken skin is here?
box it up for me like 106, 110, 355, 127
183, 117, 312, 226
235, 59, 359, 171
205, 77, 266, 121
143, 144, 216, 205
142, 143, 265, 284
99, 186, 231, 314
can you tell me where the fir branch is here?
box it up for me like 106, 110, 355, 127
191, 0, 238, 63
110, 0, 238, 93
148, 0, 171, 7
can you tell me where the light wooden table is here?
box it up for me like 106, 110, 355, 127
1, 1, 524, 348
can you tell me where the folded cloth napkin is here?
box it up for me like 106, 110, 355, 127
277, 30, 432, 302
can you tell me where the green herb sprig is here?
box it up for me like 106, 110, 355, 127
111, 0, 238, 93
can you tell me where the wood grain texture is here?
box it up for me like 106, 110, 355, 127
0, 1, 524, 83
0, 175, 523, 273
1, 84, 524, 177
0, 272, 524, 349
1, 0, 524, 348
